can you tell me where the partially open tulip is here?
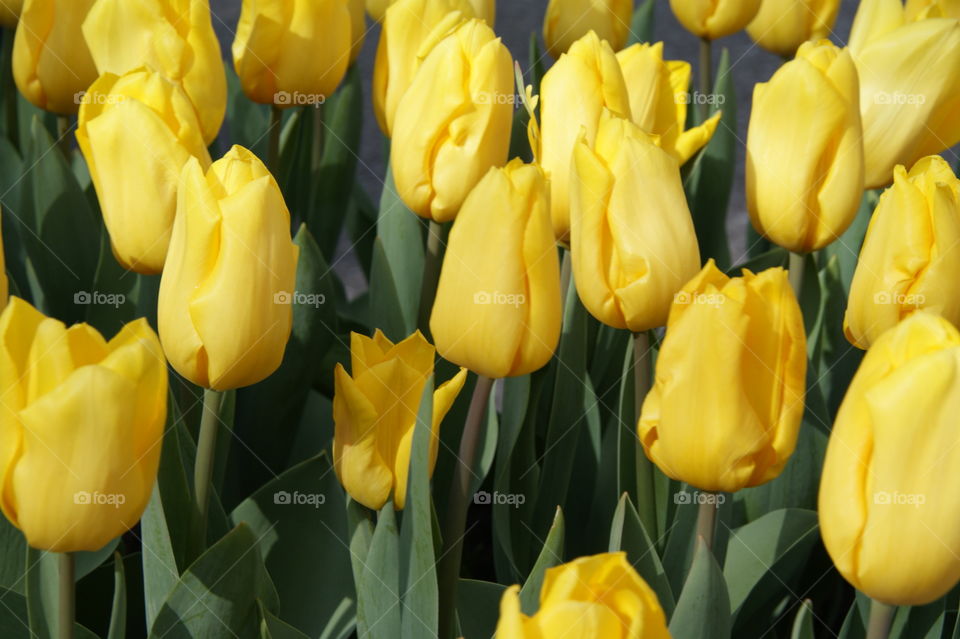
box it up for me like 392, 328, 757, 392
844, 156, 960, 349
232, 0, 352, 108
76, 68, 211, 274
391, 18, 512, 222
543, 0, 633, 59
820, 312, 960, 605
333, 330, 467, 510
431, 160, 561, 378
616, 42, 721, 164
0, 0, 23, 27
639, 260, 806, 493
669, 0, 762, 39
849, 0, 960, 188
747, 0, 842, 58
82, 0, 227, 144
0, 298, 166, 552
494, 553, 671, 639
540, 31, 631, 241
158, 146, 298, 391
12, 0, 98, 114
571, 112, 701, 332
366, 0, 493, 22
746, 40, 864, 253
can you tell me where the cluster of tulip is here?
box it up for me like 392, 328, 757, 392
0, 0, 958, 637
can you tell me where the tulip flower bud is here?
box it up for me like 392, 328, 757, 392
746, 40, 864, 253
333, 330, 467, 510
571, 112, 701, 332
494, 553, 671, 639
669, 0, 761, 39
616, 42, 721, 164
431, 160, 561, 378
821, 312, 960, 606
543, 0, 633, 59
12, 0, 98, 114
746, 0, 842, 58
540, 31, 632, 241
390, 18, 512, 222
82, 0, 227, 145
849, 0, 960, 188
0, 221, 7, 309
0, 0, 23, 27
844, 156, 960, 349
639, 260, 807, 493
366, 0, 493, 22
0, 297, 166, 552
232, 0, 352, 109
76, 68, 212, 275
348, 0, 366, 63
158, 146, 298, 391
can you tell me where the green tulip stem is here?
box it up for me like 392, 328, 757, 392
866, 599, 895, 639
56, 116, 71, 159
632, 332, 651, 418
559, 248, 572, 308
417, 220, 446, 339
268, 105, 282, 176
695, 493, 717, 551
311, 102, 325, 174
438, 374, 495, 639
633, 331, 658, 540
192, 388, 224, 553
789, 251, 805, 299
698, 37, 712, 122
58, 553, 74, 639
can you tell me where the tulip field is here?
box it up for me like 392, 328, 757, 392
1, 0, 960, 638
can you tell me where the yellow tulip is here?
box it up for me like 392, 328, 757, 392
390, 18, 512, 223
81, 0, 227, 144
746, 0, 842, 58
844, 156, 960, 349
540, 30, 632, 241
333, 330, 467, 510
0, 0, 23, 27
849, 0, 960, 188
820, 312, 960, 606
639, 260, 807, 493
430, 160, 561, 378
746, 40, 864, 253
616, 42, 721, 164
494, 553, 671, 639
366, 0, 493, 23
348, 0, 366, 63
0, 220, 6, 309
76, 68, 211, 275
570, 112, 701, 332
12, 0, 99, 114
0, 297, 166, 552
669, 0, 762, 39
543, 0, 633, 59
158, 145, 298, 391
232, 0, 352, 108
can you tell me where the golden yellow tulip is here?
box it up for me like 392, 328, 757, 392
12, 0, 98, 114
430, 160, 561, 378
0, 0, 23, 27
390, 18, 512, 223
844, 156, 960, 349
543, 0, 633, 58
746, 0, 842, 58
348, 0, 366, 63
333, 330, 467, 510
746, 40, 864, 253
639, 260, 807, 493
0, 220, 6, 309
820, 312, 960, 606
0, 297, 166, 552
669, 0, 762, 39
366, 0, 493, 21
76, 67, 211, 275
494, 553, 671, 639
158, 145, 298, 391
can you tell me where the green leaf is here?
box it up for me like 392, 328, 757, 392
25, 548, 56, 638
225, 65, 269, 158
668, 539, 731, 638
820, 189, 878, 294
107, 551, 127, 639
889, 598, 943, 639
791, 600, 815, 639
627, 0, 656, 45
728, 247, 788, 275
0, 512, 26, 593
519, 507, 564, 616
356, 504, 401, 639
838, 601, 866, 639
457, 579, 505, 639
0, 586, 29, 636
527, 32, 546, 98
260, 603, 312, 639
469, 390, 499, 496
141, 483, 179, 631
608, 494, 675, 617
814, 255, 863, 417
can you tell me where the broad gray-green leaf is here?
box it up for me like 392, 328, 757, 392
608, 494, 674, 617
457, 579, 506, 639
519, 507, 564, 615
669, 539, 731, 638
791, 601, 814, 639
141, 483, 179, 632
356, 503, 401, 639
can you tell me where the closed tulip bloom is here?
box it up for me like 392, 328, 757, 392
391, 18, 512, 222
543, 0, 633, 59
0, 222, 6, 309
158, 146, 298, 391
571, 112, 701, 332
669, 0, 762, 39
82, 0, 227, 144
540, 31, 631, 241
844, 157, 960, 349
0, 0, 23, 27
76, 68, 211, 274
431, 160, 561, 378
820, 312, 960, 605
232, 0, 352, 108
849, 0, 960, 188
746, 40, 864, 253
494, 553, 671, 639
0, 298, 166, 552
348, 0, 366, 63
616, 42, 721, 164
366, 0, 493, 22
333, 330, 467, 510
747, 0, 842, 58
12, 0, 98, 114
639, 260, 807, 493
